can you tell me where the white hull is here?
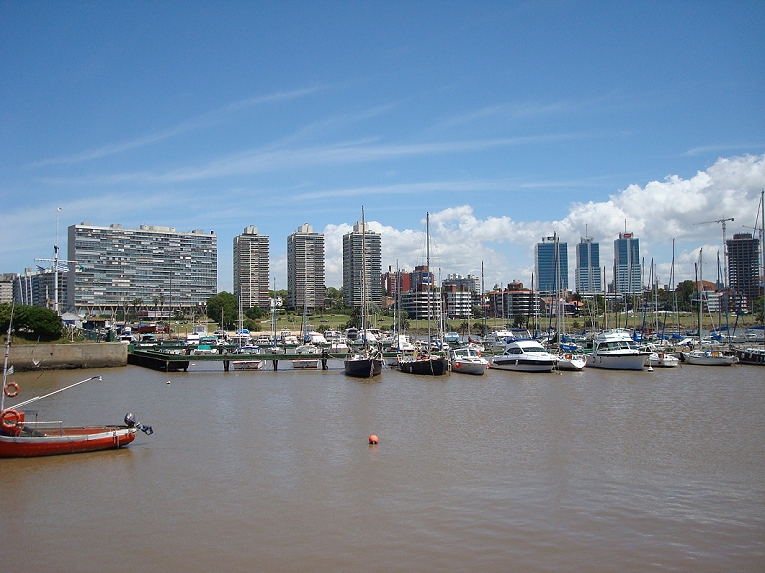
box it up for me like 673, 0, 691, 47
491, 357, 555, 373
648, 353, 680, 368
292, 359, 320, 369
232, 360, 264, 371
451, 357, 488, 375
555, 354, 586, 371
683, 351, 738, 366
586, 353, 648, 370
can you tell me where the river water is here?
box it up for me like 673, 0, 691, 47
1, 361, 763, 572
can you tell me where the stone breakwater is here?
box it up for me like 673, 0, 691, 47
8, 343, 128, 370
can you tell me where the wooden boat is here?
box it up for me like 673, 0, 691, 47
344, 351, 384, 378
0, 409, 139, 458
398, 353, 449, 375
0, 375, 153, 458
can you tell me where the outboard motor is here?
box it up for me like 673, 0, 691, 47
124, 412, 154, 435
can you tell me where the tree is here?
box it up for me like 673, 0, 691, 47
676, 280, 695, 311
0, 304, 63, 341
513, 313, 528, 328
206, 292, 238, 329
245, 306, 267, 320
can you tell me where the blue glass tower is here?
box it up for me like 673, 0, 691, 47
535, 234, 568, 294
575, 236, 601, 294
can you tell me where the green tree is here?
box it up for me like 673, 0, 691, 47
676, 280, 695, 311
513, 313, 528, 328
245, 306, 267, 320
206, 292, 238, 329
1, 304, 63, 341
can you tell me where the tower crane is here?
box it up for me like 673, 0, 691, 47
693, 217, 734, 289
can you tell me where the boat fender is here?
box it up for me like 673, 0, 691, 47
3, 381, 19, 398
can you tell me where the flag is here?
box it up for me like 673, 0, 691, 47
6, 365, 13, 375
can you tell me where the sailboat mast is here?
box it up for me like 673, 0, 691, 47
1, 304, 14, 412
361, 207, 366, 345
426, 212, 431, 344
698, 248, 704, 344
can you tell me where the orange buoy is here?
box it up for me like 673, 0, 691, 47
368, 434, 378, 444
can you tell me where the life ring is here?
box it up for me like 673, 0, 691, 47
4, 382, 19, 398
1, 408, 22, 428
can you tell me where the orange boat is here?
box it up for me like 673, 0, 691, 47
0, 407, 138, 458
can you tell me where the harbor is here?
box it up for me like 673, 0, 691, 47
2, 363, 763, 572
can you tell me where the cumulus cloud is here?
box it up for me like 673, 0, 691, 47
318, 154, 765, 289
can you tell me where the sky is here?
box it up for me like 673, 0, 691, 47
1, 1, 764, 294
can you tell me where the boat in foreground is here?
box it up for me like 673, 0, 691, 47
586, 329, 650, 370
491, 340, 557, 373
682, 349, 739, 366
449, 347, 488, 375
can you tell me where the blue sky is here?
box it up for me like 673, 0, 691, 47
1, 1, 764, 292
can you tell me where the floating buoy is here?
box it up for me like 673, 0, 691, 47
166, 380, 171, 384
368, 434, 378, 444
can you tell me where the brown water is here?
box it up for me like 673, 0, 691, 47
1, 362, 763, 572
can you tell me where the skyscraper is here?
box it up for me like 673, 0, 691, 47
343, 220, 382, 308
233, 226, 270, 310
613, 232, 641, 295
534, 234, 568, 294
67, 223, 217, 315
727, 232, 760, 312
287, 223, 325, 311
575, 235, 601, 294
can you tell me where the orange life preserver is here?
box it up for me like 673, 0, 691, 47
4, 381, 19, 398
1, 408, 23, 430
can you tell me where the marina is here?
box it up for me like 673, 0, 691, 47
1, 363, 763, 572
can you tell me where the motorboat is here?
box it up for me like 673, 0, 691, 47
682, 349, 738, 366
735, 347, 765, 365
585, 329, 650, 370
491, 339, 557, 373
292, 344, 321, 369
555, 352, 586, 371
647, 351, 680, 368
483, 330, 515, 352
449, 347, 488, 375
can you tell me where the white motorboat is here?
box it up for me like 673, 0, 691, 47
292, 344, 321, 369
555, 352, 586, 371
682, 349, 738, 366
491, 340, 557, 373
449, 347, 489, 375
232, 360, 264, 370
647, 352, 680, 368
586, 329, 650, 370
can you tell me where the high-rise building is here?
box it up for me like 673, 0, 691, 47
0, 273, 15, 304
442, 273, 481, 293
342, 220, 382, 308
727, 233, 761, 312
613, 232, 641, 295
535, 234, 568, 294
287, 223, 325, 311
13, 268, 68, 309
381, 267, 411, 296
233, 226, 270, 311
67, 223, 217, 315
575, 235, 601, 294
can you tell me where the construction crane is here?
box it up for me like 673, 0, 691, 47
693, 217, 734, 289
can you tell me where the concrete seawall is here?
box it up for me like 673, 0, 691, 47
8, 343, 128, 371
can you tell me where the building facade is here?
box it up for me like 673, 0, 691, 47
67, 223, 217, 315
233, 226, 270, 311
727, 233, 761, 312
342, 221, 382, 308
442, 273, 481, 294
575, 236, 601, 294
13, 268, 69, 310
535, 234, 568, 294
287, 224, 325, 311
613, 232, 641, 295
442, 285, 473, 319
381, 268, 412, 296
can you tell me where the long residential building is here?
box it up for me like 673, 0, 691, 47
234, 226, 270, 310
342, 220, 382, 308
287, 224, 325, 311
727, 232, 761, 312
67, 223, 217, 315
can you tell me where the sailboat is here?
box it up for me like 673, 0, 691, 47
683, 248, 738, 366
293, 264, 322, 369
0, 306, 153, 458
398, 213, 449, 376
344, 207, 384, 378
